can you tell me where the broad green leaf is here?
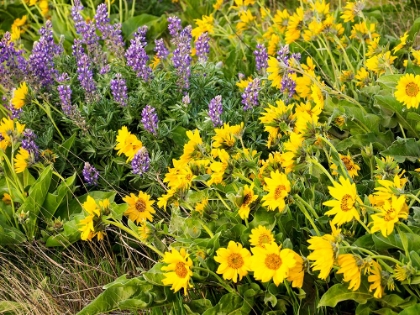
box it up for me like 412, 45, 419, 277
202, 293, 244, 315
0, 224, 26, 245
374, 308, 398, 315
377, 74, 402, 89
184, 299, 213, 315
143, 262, 165, 286
399, 304, 420, 315
380, 138, 420, 162
318, 284, 371, 307
41, 173, 76, 221
407, 17, 420, 43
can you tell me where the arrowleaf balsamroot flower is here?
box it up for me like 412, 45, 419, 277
261, 170, 291, 212
14, 147, 30, 173
11, 82, 28, 110
337, 254, 363, 291
214, 241, 252, 283
114, 126, 143, 162
78, 196, 105, 241
249, 225, 275, 248
370, 195, 408, 237
251, 242, 296, 286
123, 191, 155, 224
368, 260, 384, 298
238, 184, 258, 219
394, 73, 420, 109
323, 176, 360, 226
161, 248, 193, 294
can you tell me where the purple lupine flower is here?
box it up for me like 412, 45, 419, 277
141, 105, 158, 135
125, 26, 152, 81
73, 41, 97, 102
168, 16, 182, 39
242, 78, 261, 110
57, 85, 73, 116
154, 39, 169, 60
254, 44, 268, 72
172, 26, 192, 90
21, 129, 39, 160
83, 162, 99, 186
110, 73, 128, 107
277, 45, 290, 65
281, 74, 296, 98
28, 21, 62, 89
95, 4, 124, 57
57, 85, 87, 130
0, 32, 27, 90
131, 147, 150, 176
195, 32, 210, 62
3, 95, 22, 119
99, 64, 110, 75
275, 45, 300, 99
56, 72, 70, 84
208, 95, 223, 127
71, 0, 99, 48
182, 94, 190, 105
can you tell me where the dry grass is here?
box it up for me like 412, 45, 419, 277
0, 230, 156, 315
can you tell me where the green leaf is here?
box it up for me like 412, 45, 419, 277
399, 304, 420, 315
407, 17, 420, 43
143, 262, 165, 286
380, 138, 420, 162
377, 75, 402, 89
41, 173, 76, 221
318, 284, 371, 307
375, 308, 398, 315
20, 165, 53, 240
0, 224, 26, 245
184, 299, 213, 315
55, 134, 77, 173
202, 293, 244, 315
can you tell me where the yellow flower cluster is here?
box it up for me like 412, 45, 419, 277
114, 126, 143, 161
78, 196, 109, 241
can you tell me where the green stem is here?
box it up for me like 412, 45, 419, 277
193, 266, 235, 294
215, 190, 231, 211
103, 219, 164, 257
295, 195, 321, 236
308, 157, 335, 184
199, 220, 214, 238
294, 194, 320, 219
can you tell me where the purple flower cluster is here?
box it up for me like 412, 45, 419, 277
154, 39, 169, 60
131, 147, 150, 176
57, 85, 86, 130
141, 105, 158, 135
125, 26, 152, 81
242, 78, 261, 110
172, 26, 192, 90
208, 95, 223, 127
0, 32, 27, 90
168, 16, 182, 38
71, 0, 99, 49
254, 44, 268, 72
195, 32, 210, 63
73, 41, 97, 102
28, 21, 63, 89
83, 162, 99, 186
94, 4, 124, 57
21, 129, 39, 160
276, 45, 301, 98
110, 74, 128, 107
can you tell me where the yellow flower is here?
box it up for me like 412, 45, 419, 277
393, 32, 409, 53
272, 9, 289, 33
355, 67, 370, 87
11, 82, 28, 110
370, 195, 408, 237
267, 57, 282, 89
286, 250, 304, 288
368, 260, 384, 298
214, 241, 252, 283
236, 76, 253, 90
38, 0, 49, 16
236, 9, 255, 34
238, 184, 258, 219
195, 198, 208, 214
164, 159, 195, 190
213, 0, 223, 10
138, 222, 151, 242
180, 129, 203, 164
323, 176, 360, 226
192, 15, 214, 39
83, 195, 101, 216
394, 73, 420, 109
2, 193, 12, 205
341, 1, 365, 22
151, 56, 160, 69
249, 225, 275, 248
207, 149, 229, 186
366, 51, 396, 75
14, 147, 30, 173
212, 123, 243, 149
261, 170, 291, 212
285, 7, 303, 44
123, 191, 155, 224
161, 248, 193, 294
0, 117, 25, 144
350, 21, 379, 43
267, 34, 280, 56
337, 254, 362, 291
114, 126, 143, 161
373, 173, 407, 202
157, 188, 176, 210
251, 242, 296, 286
330, 153, 361, 178
78, 215, 95, 241
307, 225, 340, 280
10, 16, 27, 41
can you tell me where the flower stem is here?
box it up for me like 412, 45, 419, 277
295, 195, 321, 236
193, 266, 235, 294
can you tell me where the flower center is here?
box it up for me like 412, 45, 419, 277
258, 233, 272, 247
265, 253, 281, 270
227, 253, 244, 269
242, 193, 252, 206
384, 208, 396, 222
135, 199, 146, 212
274, 185, 286, 199
406, 82, 419, 97
340, 194, 354, 212
341, 157, 354, 170
175, 262, 188, 278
